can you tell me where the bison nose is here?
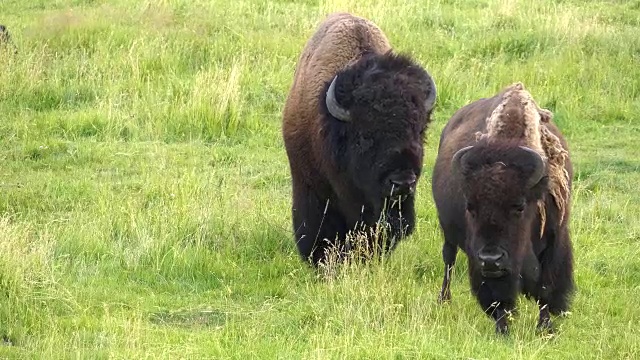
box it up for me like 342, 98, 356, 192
391, 177, 416, 189
389, 174, 417, 196
477, 246, 508, 268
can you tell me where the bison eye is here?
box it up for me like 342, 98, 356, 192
513, 201, 526, 215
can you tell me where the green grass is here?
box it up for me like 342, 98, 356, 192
1, 0, 639, 358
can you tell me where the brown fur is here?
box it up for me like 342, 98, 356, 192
475, 82, 571, 227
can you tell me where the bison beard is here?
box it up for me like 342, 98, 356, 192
282, 13, 436, 268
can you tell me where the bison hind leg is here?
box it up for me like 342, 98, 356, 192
533, 226, 575, 334
291, 183, 348, 268
539, 231, 575, 316
296, 224, 348, 268
546, 263, 575, 316
438, 241, 458, 303
536, 304, 554, 335
437, 223, 464, 303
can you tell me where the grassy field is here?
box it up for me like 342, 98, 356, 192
1, 0, 639, 358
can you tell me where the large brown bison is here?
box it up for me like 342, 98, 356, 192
282, 13, 437, 267
431, 82, 574, 334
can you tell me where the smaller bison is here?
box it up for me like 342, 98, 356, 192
282, 13, 437, 267
431, 83, 574, 334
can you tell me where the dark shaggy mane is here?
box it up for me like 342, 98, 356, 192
461, 138, 540, 174
317, 51, 435, 169
460, 138, 551, 199
341, 50, 427, 85
334, 51, 434, 110
318, 50, 435, 117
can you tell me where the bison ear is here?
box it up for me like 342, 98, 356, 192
538, 108, 553, 123
423, 75, 437, 112
516, 146, 546, 189
451, 145, 474, 177
326, 75, 351, 122
529, 175, 549, 202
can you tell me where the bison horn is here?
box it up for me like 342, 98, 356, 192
326, 75, 351, 122
451, 145, 474, 176
518, 146, 546, 188
424, 76, 437, 112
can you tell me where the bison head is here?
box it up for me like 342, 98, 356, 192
452, 140, 547, 278
322, 52, 436, 221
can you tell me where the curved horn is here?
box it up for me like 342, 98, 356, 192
518, 146, 546, 188
451, 145, 474, 176
423, 75, 437, 112
325, 75, 351, 122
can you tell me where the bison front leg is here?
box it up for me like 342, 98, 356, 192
536, 303, 553, 334
493, 307, 510, 335
478, 296, 512, 335
470, 268, 517, 335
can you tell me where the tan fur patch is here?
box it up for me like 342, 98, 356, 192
480, 83, 545, 154
540, 125, 571, 224
475, 83, 571, 236
537, 200, 546, 239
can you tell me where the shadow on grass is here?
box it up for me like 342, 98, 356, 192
149, 308, 227, 329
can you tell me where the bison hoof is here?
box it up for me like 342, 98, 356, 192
437, 291, 451, 304
536, 318, 554, 335
495, 315, 509, 335
495, 323, 509, 335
